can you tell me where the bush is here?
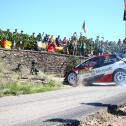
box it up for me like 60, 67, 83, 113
64, 56, 81, 77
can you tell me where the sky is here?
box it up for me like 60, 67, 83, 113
0, 0, 125, 41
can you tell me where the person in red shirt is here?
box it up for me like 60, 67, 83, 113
1, 38, 6, 48
47, 38, 56, 53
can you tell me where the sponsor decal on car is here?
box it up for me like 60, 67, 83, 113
79, 66, 113, 79
95, 66, 113, 74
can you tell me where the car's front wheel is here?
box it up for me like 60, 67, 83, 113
67, 72, 78, 86
113, 69, 126, 85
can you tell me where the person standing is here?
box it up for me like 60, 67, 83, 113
72, 32, 78, 55
116, 39, 122, 54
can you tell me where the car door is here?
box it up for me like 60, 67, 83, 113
77, 57, 103, 84
90, 55, 116, 84
94, 55, 116, 75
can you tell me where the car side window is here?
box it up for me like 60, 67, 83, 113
103, 55, 118, 65
90, 57, 102, 68
79, 57, 102, 69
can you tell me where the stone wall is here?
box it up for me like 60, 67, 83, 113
0, 48, 86, 75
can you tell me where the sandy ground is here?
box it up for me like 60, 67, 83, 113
81, 105, 126, 126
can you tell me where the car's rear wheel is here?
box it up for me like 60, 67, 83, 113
67, 72, 78, 86
113, 69, 126, 85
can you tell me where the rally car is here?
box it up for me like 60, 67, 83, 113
65, 54, 126, 86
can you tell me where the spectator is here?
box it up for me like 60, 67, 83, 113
116, 39, 122, 54
97, 44, 105, 55
62, 37, 68, 54
122, 38, 126, 52
19, 31, 24, 49
0, 30, 2, 42
48, 35, 54, 45
34, 33, 43, 51
1, 37, 6, 48
47, 39, 56, 53
37, 33, 42, 41
55, 35, 62, 47
72, 32, 77, 41
67, 40, 73, 55
62, 37, 68, 46
11, 32, 16, 49
72, 32, 78, 55
43, 34, 49, 43
34, 40, 42, 51
79, 41, 85, 56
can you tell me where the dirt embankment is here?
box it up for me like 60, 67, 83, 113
81, 105, 126, 126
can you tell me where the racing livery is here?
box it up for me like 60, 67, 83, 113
65, 54, 126, 86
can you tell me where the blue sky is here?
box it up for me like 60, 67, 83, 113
0, 0, 125, 41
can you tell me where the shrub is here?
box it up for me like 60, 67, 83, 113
64, 56, 81, 76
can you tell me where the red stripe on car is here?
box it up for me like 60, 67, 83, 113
96, 74, 113, 82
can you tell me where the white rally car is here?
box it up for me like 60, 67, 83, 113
65, 54, 126, 86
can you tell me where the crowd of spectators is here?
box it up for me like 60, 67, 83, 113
0, 29, 126, 57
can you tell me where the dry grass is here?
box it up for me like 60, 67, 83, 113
0, 61, 62, 97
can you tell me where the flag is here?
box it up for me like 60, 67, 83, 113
123, 0, 126, 20
82, 21, 86, 32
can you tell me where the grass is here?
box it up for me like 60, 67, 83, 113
0, 80, 61, 97
0, 61, 62, 97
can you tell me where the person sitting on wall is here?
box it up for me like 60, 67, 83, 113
1, 37, 6, 48
62, 37, 68, 46
55, 35, 62, 47
47, 39, 56, 53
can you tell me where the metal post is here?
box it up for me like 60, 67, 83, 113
125, 21, 126, 38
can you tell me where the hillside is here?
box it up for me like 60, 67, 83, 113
0, 60, 63, 97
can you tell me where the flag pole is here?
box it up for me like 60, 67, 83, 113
82, 20, 86, 37
124, 0, 126, 38
125, 21, 126, 38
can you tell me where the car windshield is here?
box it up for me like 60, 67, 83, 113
108, 54, 121, 63
120, 54, 126, 59
115, 53, 126, 60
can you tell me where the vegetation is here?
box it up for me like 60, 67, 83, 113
0, 29, 118, 54
0, 29, 37, 50
64, 56, 81, 76
0, 80, 60, 97
0, 61, 62, 97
